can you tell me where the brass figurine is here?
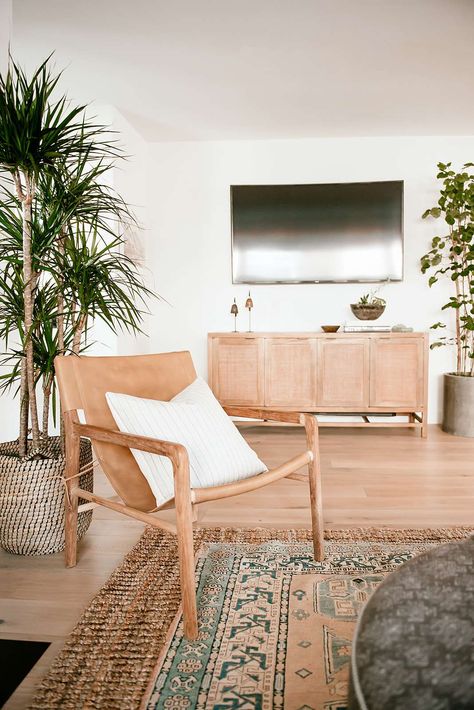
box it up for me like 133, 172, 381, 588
245, 291, 254, 332
230, 298, 239, 332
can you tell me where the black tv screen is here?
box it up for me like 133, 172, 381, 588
231, 181, 403, 283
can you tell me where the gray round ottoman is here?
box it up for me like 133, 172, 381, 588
348, 536, 474, 710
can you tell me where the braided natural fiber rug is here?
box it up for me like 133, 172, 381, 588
31, 527, 473, 710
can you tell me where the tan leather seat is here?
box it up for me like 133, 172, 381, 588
55, 351, 197, 512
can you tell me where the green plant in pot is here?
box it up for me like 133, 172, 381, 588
0, 57, 154, 554
350, 289, 386, 320
421, 161, 474, 437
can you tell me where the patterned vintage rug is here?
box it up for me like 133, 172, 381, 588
31, 527, 473, 710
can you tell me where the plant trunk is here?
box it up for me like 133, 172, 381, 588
18, 358, 29, 457
57, 229, 68, 453
42, 379, 52, 441
20, 175, 41, 451
57, 293, 65, 353
57, 228, 66, 355
454, 277, 462, 373
72, 313, 86, 355
56, 232, 67, 453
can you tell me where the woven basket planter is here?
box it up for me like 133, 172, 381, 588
0, 437, 93, 555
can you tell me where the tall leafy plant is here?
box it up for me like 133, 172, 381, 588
421, 162, 474, 376
0, 56, 154, 456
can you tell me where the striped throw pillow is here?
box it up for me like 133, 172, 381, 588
106, 377, 266, 507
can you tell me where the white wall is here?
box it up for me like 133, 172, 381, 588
111, 108, 152, 355
0, 0, 11, 73
1, 106, 472, 433
145, 135, 474, 422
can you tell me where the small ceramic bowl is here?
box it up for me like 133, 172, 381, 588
321, 325, 340, 333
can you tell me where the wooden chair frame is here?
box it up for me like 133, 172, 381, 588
64, 406, 324, 640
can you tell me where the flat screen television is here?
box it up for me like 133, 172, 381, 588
231, 181, 403, 283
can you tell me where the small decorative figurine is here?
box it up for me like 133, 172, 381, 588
245, 291, 254, 332
230, 298, 239, 332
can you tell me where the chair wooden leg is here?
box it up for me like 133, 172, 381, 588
65, 491, 79, 568
176, 515, 198, 640
174, 450, 198, 640
302, 414, 324, 561
64, 410, 81, 568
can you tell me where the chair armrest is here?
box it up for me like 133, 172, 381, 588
222, 406, 305, 425
222, 407, 319, 467
72, 421, 188, 469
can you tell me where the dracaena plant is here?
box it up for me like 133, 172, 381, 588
421, 162, 474, 376
0, 56, 154, 457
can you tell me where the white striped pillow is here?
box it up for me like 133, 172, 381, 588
106, 377, 267, 507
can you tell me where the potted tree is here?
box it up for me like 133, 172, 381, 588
421, 162, 474, 437
0, 57, 154, 554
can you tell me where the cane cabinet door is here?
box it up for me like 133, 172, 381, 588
264, 338, 317, 408
370, 337, 424, 408
210, 337, 264, 405
317, 338, 369, 408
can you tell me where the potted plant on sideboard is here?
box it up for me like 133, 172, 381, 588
421, 161, 474, 437
0, 56, 154, 554
350, 290, 386, 320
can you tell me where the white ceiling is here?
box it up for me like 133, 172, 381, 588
11, 0, 474, 142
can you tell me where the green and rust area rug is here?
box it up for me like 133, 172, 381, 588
31, 527, 473, 710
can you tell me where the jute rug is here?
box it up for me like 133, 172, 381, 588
30, 527, 473, 710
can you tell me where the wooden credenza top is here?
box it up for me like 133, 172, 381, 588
208, 331, 427, 339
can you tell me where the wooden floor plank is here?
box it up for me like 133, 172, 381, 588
1, 424, 473, 708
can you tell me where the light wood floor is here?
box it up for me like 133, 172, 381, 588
1, 424, 473, 708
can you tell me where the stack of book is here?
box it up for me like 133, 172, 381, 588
344, 322, 391, 333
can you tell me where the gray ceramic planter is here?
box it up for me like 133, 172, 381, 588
442, 373, 474, 438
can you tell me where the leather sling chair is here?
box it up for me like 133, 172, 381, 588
55, 351, 324, 640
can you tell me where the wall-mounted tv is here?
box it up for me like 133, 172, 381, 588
231, 181, 403, 283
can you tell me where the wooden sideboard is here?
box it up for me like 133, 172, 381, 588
208, 332, 429, 436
